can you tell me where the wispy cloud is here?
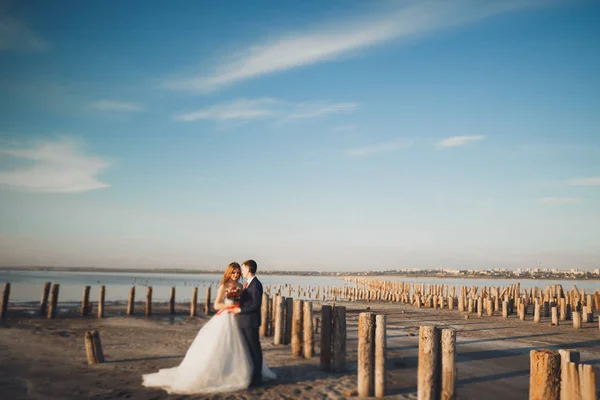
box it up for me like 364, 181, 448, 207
175, 98, 279, 122
436, 135, 485, 148
175, 98, 357, 123
90, 100, 144, 112
164, 0, 545, 93
569, 177, 600, 186
346, 139, 411, 158
278, 102, 356, 123
0, 13, 48, 52
540, 197, 582, 204
0, 138, 111, 193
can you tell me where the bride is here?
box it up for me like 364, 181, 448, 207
142, 262, 276, 394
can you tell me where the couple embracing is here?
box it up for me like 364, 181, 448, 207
142, 260, 276, 394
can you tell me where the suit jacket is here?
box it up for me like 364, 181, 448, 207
237, 276, 263, 329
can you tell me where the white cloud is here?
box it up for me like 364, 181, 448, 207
175, 98, 279, 121
569, 177, 600, 186
0, 13, 48, 52
0, 138, 111, 193
90, 100, 144, 112
163, 0, 545, 93
278, 102, 356, 123
540, 197, 582, 204
175, 98, 357, 123
346, 139, 411, 158
436, 135, 485, 148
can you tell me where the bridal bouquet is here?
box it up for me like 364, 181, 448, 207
226, 288, 242, 302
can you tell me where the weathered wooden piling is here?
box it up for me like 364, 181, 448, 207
529, 349, 560, 400
320, 305, 333, 371
145, 286, 152, 317
190, 287, 197, 317
274, 295, 285, 345
169, 287, 176, 314
375, 314, 386, 398
332, 305, 346, 372
260, 293, 269, 337
84, 330, 105, 365
291, 299, 304, 357
98, 285, 105, 319
441, 329, 456, 400
284, 297, 293, 345
0, 282, 10, 320
303, 301, 314, 358
418, 325, 441, 400
126, 287, 135, 316
551, 306, 559, 326
204, 287, 211, 315
578, 364, 597, 400
558, 349, 580, 400
573, 311, 581, 329
47, 284, 60, 319
80, 285, 91, 316
40, 281, 51, 316
358, 312, 376, 397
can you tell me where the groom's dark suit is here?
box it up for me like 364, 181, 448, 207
238, 276, 263, 385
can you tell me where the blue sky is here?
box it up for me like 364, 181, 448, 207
0, 0, 599, 271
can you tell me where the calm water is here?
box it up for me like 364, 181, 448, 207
0, 269, 598, 303
0, 270, 349, 303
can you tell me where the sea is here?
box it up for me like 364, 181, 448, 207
1, 269, 599, 303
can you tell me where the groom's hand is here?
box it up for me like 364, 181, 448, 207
230, 307, 241, 315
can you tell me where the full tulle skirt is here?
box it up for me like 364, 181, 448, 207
142, 312, 276, 394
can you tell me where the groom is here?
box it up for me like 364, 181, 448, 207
232, 259, 263, 387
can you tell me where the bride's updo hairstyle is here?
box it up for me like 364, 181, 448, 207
221, 262, 241, 285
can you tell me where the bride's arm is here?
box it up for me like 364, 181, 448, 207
214, 284, 227, 310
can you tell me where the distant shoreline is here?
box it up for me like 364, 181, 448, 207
0, 266, 599, 281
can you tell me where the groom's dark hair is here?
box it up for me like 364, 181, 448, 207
242, 259, 257, 274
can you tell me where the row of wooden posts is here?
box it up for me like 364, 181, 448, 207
0, 282, 215, 320
346, 278, 600, 331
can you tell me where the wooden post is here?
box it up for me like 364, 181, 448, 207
126, 287, 135, 316
98, 285, 105, 319
204, 287, 211, 315
573, 311, 581, 329
145, 286, 152, 317
332, 306, 346, 372
284, 297, 293, 345
320, 305, 332, 371
418, 325, 441, 400
303, 301, 314, 358
92, 330, 105, 363
558, 349, 580, 400
84, 330, 105, 365
358, 312, 376, 398
260, 293, 269, 337
274, 295, 285, 345
190, 287, 197, 317
529, 349, 560, 400
534, 303, 541, 323
551, 306, 559, 326
375, 314, 387, 398
169, 287, 175, 315
502, 301, 508, 319
47, 284, 60, 319
441, 329, 456, 400
578, 364, 597, 400
85, 331, 98, 365
291, 300, 304, 357
40, 281, 51, 316
0, 283, 10, 320
81, 285, 91, 316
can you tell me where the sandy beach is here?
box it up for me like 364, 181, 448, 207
1, 301, 599, 399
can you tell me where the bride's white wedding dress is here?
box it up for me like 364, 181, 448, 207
142, 296, 276, 394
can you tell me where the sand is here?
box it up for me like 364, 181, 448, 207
1, 301, 599, 399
